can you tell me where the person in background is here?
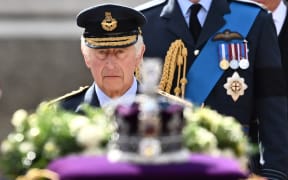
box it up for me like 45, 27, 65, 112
254, 0, 288, 90
137, 0, 288, 179
50, 4, 146, 112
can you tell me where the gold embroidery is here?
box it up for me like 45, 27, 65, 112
213, 30, 243, 41
85, 35, 137, 47
101, 12, 117, 31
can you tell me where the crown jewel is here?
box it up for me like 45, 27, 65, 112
108, 59, 190, 163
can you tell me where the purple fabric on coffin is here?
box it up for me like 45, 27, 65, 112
47, 154, 248, 180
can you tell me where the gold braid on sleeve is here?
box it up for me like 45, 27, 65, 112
158, 39, 188, 99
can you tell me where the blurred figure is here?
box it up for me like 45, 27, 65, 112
138, 0, 288, 179
255, 0, 288, 89
50, 4, 146, 111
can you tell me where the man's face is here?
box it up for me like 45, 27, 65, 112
82, 44, 143, 98
254, 0, 281, 11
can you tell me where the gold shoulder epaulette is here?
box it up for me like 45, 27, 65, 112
135, 0, 166, 11
48, 86, 89, 105
233, 0, 266, 10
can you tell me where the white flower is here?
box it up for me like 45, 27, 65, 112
43, 141, 60, 159
19, 141, 35, 154
76, 125, 104, 149
43, 141, 58, 153
11, 109, 28, 128
195, 127, 218, 151
1, 140, 13, 153
69, 116, 90, 135
8, 133, 24, 143
28, 114, 38, 127
183, 107, 194, 122
26, 127, 40, 140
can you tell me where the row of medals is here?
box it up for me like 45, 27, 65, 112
218, 41, 249, 70
219, 41, 249, 101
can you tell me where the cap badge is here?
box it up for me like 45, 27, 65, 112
224, 71, 247, 102
101, 12, 117, 31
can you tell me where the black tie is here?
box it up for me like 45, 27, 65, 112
189, 4, 202, 42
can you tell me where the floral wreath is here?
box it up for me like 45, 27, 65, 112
0, 102, 252, 180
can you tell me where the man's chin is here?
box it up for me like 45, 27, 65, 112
103, 87, 123, 98
103, 82, 123, 96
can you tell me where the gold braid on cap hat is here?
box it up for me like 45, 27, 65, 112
85, 35, 137, 47
158, 39, 188, 99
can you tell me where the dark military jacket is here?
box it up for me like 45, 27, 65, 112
138, 0, 288, 179
56, 85, 98, 113
57, 83, 141, 113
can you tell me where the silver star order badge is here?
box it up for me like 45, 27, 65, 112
224, 72, 248, 102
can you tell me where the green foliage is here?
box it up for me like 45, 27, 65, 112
0, 102, 113, 180
183, 107, 252, 157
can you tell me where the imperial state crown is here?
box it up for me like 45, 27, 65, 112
107, 59, 190, 163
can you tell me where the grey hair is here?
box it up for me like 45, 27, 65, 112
134, 35, 144, 56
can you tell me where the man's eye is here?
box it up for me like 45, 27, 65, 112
95, 50, 107, 59
99, 50, 107, 55
116, 49, 124, 54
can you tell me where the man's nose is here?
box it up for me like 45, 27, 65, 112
105, 55, 117, 69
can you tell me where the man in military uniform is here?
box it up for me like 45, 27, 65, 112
137, 0, 288, 179
277, 0, 288, 88
254, 0, 288, 90
52, 4, 146, 112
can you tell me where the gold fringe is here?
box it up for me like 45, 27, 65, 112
158, 39, 188, 99
16, 168, 59, 180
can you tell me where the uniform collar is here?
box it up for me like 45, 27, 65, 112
177, 0, 212, 26
95, 77, 138, 107
177, 0, 212, 14
272, 0, 287, 35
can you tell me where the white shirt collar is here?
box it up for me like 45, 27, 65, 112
177, 0, 212, 26
95, 77, 138, 107
272, 0, 287, 35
